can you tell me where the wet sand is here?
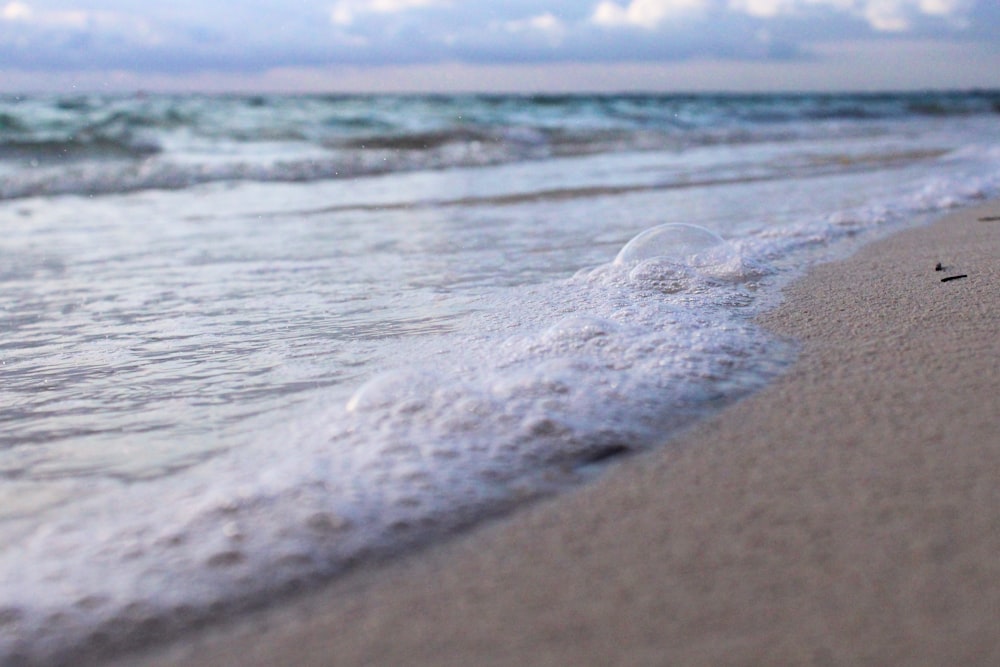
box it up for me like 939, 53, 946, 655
120, 201, 1000, 666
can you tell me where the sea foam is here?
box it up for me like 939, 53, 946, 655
0, 223, 786, 665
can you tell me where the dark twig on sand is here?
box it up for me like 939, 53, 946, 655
978, 216, 1000, 222
941, 274, 968, 283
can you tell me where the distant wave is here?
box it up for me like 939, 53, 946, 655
0, 141, 541, 200
0, 137, 160, 164
1, 91, 998, 200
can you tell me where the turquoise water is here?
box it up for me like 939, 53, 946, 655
1, 92, 999, 664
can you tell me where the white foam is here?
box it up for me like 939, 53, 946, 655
0, 219, 791, 664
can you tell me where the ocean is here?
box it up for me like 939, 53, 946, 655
2, 91, 999, 664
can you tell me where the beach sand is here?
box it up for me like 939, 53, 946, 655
119, 201, 1000, 666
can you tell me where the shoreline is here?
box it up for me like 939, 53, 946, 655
120, 200, 1000, 666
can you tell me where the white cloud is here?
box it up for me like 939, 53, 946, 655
592, 0, 709, 29
1, 1, 30, 20
0, 1, 162, 43
861, 0, 912, 31
503, 12, 565, 34
1, 1, 87, 28
918, 0, 974, 26
0, 0, 991, 80
330, 0, 449, 26
913, 0, 970, 15
728, 0, 798, 18
727, 0, 975, 32
526, 13, 564, 32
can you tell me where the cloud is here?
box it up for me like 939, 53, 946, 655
1, 2, 30, 20
592, 0, 709, 29
0, 0, 991, 79
731, 0, 977, 32
497, 12, 567, 46
1, 1, 89, 28
503, 12, 565, 34
0, 1, 162, 43
330, 0, 450, 26
726, 0, 801, 19
592, 0, 977, 32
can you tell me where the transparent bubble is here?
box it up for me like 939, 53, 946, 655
345, 369, 440, 413
614, 223, 727, 267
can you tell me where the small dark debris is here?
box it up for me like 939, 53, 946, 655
978, 216, 1000, 222
580, 444, 631, 465
935, 262, 943, 271
941, 274, 968, 283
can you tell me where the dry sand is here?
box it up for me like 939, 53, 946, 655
121, 201, 1000, 667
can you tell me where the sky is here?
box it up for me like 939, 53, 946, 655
0, 0, 998, 92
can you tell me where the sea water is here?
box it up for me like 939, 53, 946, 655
1, 92, 999, 663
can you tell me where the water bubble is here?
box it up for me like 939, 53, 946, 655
614, 223, 770, 284
345, 369, 440, 413
614, 223, 727, 267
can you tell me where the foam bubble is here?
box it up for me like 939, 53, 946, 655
614, 223, 727, 266
614, 223, 771, 287
345, 368, 442, 414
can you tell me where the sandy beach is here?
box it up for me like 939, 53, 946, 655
117, 200, 1000, 667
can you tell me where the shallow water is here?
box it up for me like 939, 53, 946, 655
1, 92, 999, 664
